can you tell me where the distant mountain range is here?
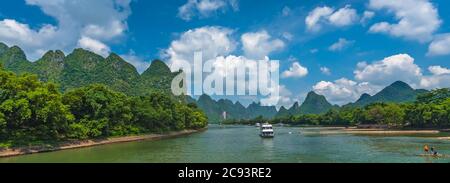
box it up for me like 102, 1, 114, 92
0, 42, 432, 123
0, 42, 178, 96
192, 94, 278, 123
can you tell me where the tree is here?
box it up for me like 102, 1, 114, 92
0, 66, 73, 140
63, 84, 134, 138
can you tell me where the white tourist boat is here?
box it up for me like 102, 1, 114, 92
260, 123, 274, 138
255, 123, 261, 127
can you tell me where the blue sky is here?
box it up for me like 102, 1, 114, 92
1, 0, 450, 107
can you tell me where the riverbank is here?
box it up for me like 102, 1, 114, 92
0, 129, 206, 158
300, 127, 441, 135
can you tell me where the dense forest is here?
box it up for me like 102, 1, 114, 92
0, 66, 207, 147
225, 88, 450, 128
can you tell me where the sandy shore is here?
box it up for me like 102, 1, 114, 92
302, 128, 441, 135
436, 137, 450, 140
0, 129, 205, 158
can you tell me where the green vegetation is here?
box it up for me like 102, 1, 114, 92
225, 89, 450, 128
0, 66, 207, 147
0, 44, 175, 96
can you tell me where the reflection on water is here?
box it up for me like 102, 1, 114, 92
1, 125, 450, 163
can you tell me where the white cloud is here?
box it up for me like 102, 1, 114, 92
313, 78, 381, 105
164, 26, 236, 71
163, 26, 282, 103
328, 5, 359, 26
120, 50, 151, 74
428, 66, 450, 76
320, 67, 331, 75
427, 34, 450, 56
77, 36, 111, 57
354, 54, 422, 86
328, 38, 354, 51
281, 62, 308, 78
420, 74, 450, 89
368, 0, 441, 42
361, 11, 375, 24
0, 19, 57, 59
0, 0, 131, 60
305, 6, 334, 32
305, 5, 359, 32
178, 0, 238, 21
241, 30, 285, 59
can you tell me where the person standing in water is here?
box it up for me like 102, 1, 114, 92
431, 147, 438, 156
424, 145, 430, 154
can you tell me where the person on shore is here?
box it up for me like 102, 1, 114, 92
424, 145, 429, 154
431, 147, 438, 156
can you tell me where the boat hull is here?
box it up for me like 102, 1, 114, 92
260, 134, 274, 138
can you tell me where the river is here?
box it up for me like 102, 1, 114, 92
1, 125, 450, 163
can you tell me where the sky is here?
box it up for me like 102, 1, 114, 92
1, 0, 450, 108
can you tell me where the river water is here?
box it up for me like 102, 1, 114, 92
1, 125, 450, 163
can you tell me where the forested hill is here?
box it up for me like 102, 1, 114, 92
276, 91, 337, 118
344, 81, 428, 107
0, 42, 178, 96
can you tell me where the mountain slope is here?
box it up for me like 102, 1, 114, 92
346, 81, 428, 107
0, 43, 178, 96
0, 46, 33, 74
275, 91, 334, 117
299, 91, 335, 114
33, 50, 65, 83
134, 59, 179, 95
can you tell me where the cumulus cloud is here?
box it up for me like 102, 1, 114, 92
313, 78, 381, 105
77, 36, 111, 57
281, 62, 308, 78
421, 65, 450, 89
428, 66, 450, 75
163, 26, 282, 105
368, 0, 441, 42
178, 0, 238, 21
427, 34, 450, 56
328, 38, 354, 52
354, 54, 423, 86
420, 74, 450, 89
0, 19, 57, 59
361, 11, 375, 24
0, 0, 132, 60
305, 5, 359, 32
241, 30, 285, 59
164, 26, 236, 71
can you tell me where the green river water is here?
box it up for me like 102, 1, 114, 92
1, 125, 450, 163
